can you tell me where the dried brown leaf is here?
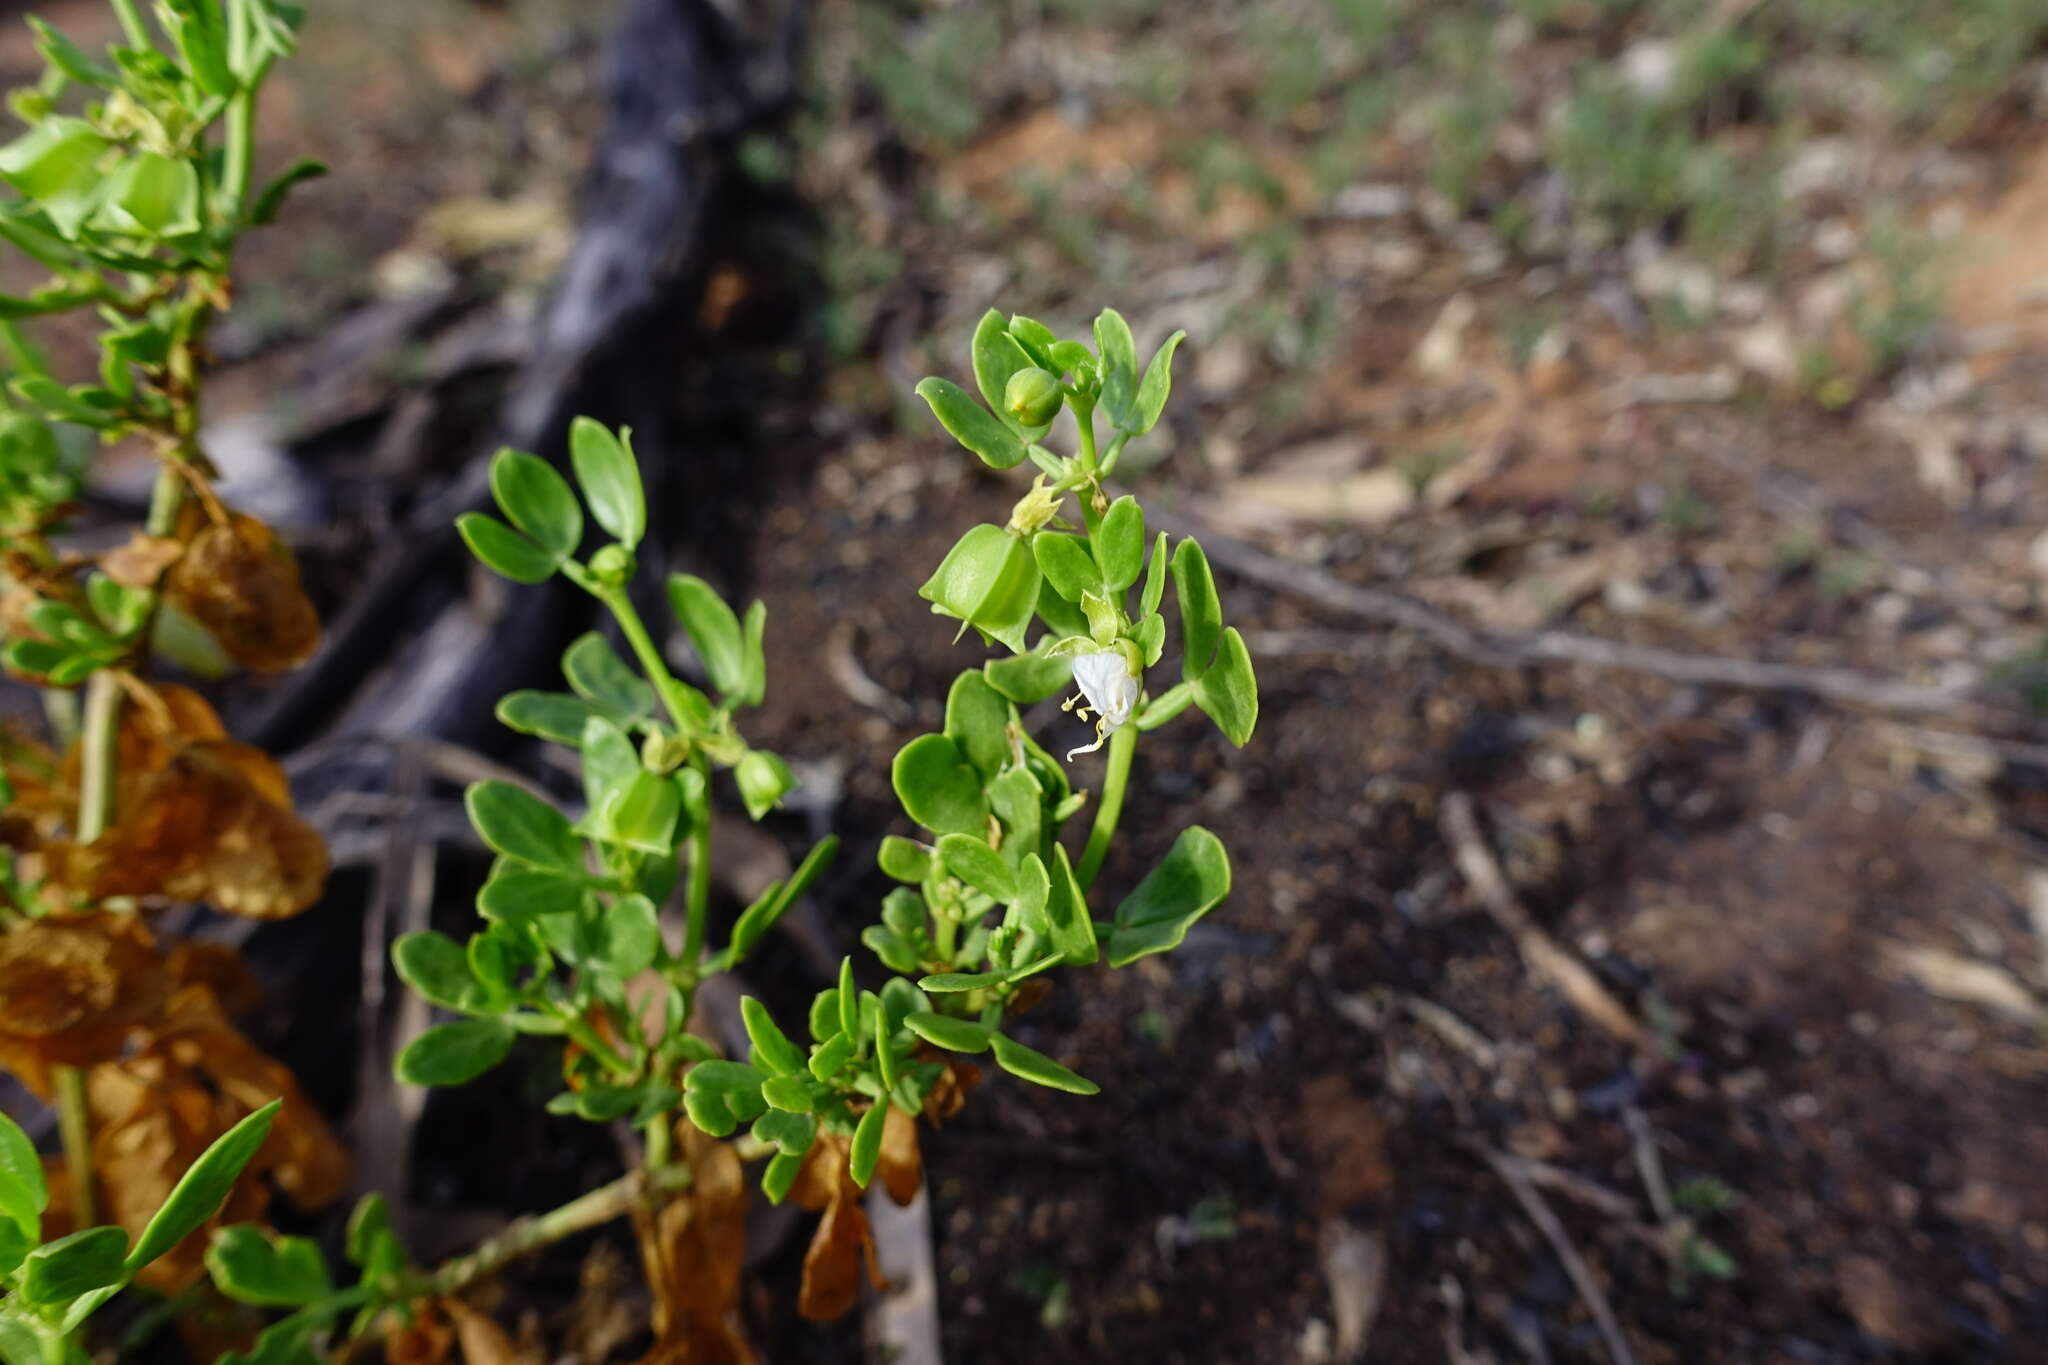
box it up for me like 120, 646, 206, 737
876, 1105, 922, 1208
101, 533, 184, 588
0, 913, 167, 1094
629, 1125, 759, 1365
920, 1057, 981, 1125
82, 739, 328, 918
798, 1185, 881, 1322
442, 1298, 540, 1365
161, 514, 320, 672
387, 1301, 456, 1365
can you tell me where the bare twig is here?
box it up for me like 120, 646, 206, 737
1155, 508, 2010, 723
1439, 794, 1652, 1051
1469, 1143, 1639, 1365
1622, 1108, 1677, 1225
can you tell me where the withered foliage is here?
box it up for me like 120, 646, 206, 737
0, 912, 166, 1094
78, 982, 348, 1291
632, 1125, 757, 1365
100, 532, 185, 589
39, 684, 328, 918
789, 1120, 922, 1323
161, 512, 320, 672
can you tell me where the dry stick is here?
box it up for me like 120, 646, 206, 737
1153, 509, 2005, 722
1469, 1142, 1640, 1365
1439, 793, 1653, 1052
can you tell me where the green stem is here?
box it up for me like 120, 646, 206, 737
398, 1163, 692, 1303
108, 0, 148, 48
39, 688, 78, 749
600, 587, 698, 735
681, 757, 712, 973
1075, 402, 1099, 474
1076, 721, 1135, 890
559, 1014, 635, 1080
145, 462, 184, 537
76, 671, 121, 843
644, 1112, 671, 1171
52, 1063, 96, 1227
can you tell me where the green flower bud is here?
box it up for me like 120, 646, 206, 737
588, 543, 635, 586
735, 749, 798, 821
1003, 367, 1062, 428
641, 731, 691, 775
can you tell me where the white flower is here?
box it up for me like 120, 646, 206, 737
1065, 649, 1140, 760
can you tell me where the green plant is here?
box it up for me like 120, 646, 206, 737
0, 1104, 279, 1362
194, 306, 1255, 1356
0, 0, 349, 1321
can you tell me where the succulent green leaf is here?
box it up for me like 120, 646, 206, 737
943, 670, 1013, 777
877, 835, 932, 883
984, 648, 1072, 704
863, 925, 920, 974
838, 957, 861, 1042
1044, 843, 1098, 965
1107, 827, 1231, 967
916, 969, 1004, 993
0, 1110, 45, 1240
248, 158, 326, 226
751, 1108, 816, 1157
127, 1101, 280, 1273
29, 18, 118, 86
667, 574, 745, 698
973, 309, 1050, 438
761, 1150, 804, 1205
683, 1061, 767, 1137
938, 832, 1015, 902
1094, 308, 1139, 426
478, 866, 588, 923
989, 1033, 1099, 1095
809, 1032, 856, 1082
914, 376, 1026, 469
569, 418, 645, 550
761, 1075, 815, 1113
0, 118, 111, 237
1170, 538, 1223, 680
1193, 627, 1258, 747
849, 1102, 887, 1189
490, 448, 583, 558
1006, 315, 1059, 368
205, 1226, 332, 1307
742, 997, 805, 1077
456, 512, 558, 584
737, 599, 768, 707
904, 1013, 992, 1054
1032, 531, 1101, 603
1123, 329, 1185, 435
392, 932, 479, 1013
562, 632, 656, 718
466, 781, 582, 872
601, 893, 662, 976
395, 1020, 516, 1087
891, 733, 988, 837
1094, 496, 1146, 593
20, 1225, 127, 1305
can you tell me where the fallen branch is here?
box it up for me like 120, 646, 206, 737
1155, 508, 2010, 723
1439, 793, 1652, 1052
1468, 1142, 1639, 1365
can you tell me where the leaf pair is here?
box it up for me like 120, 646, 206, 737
458, 421, 645, 584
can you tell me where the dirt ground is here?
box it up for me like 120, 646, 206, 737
16, 0, 2048, 1360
